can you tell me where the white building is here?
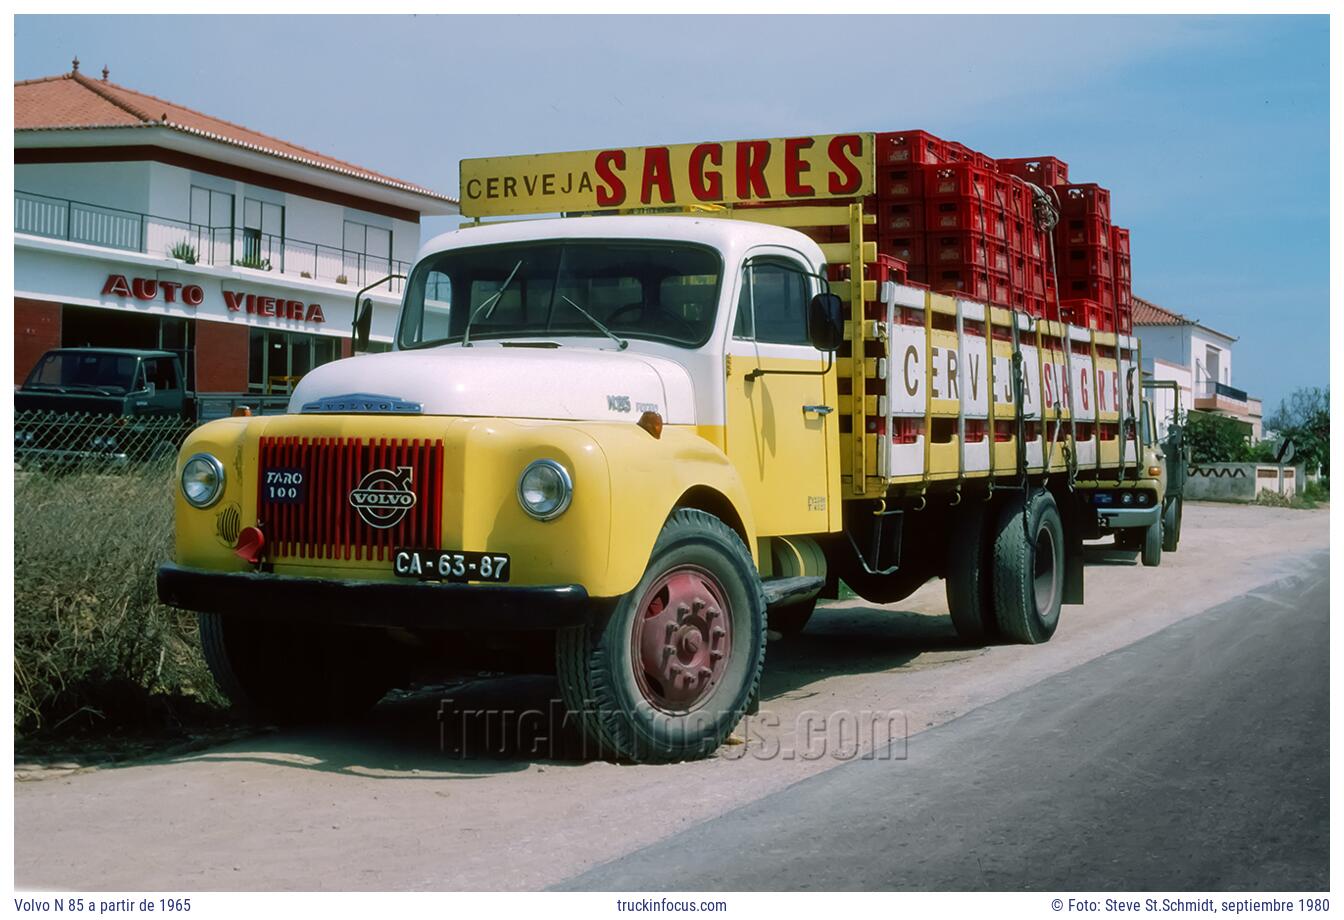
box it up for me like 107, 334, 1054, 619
1134, 295, 1262, 439
14, 61, 457, 394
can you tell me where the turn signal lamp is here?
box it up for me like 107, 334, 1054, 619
232, 406, 252, 417
1148, 465, 1162, 477
637, 410, 663, 439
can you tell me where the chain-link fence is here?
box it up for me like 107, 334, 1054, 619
14, 410, 198, 472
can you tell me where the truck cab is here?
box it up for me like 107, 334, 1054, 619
15, 347, 190, 466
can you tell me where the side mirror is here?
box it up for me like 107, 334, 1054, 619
144, 381, 157, 397
807, 292, 845, 352
353, 298, 373, 353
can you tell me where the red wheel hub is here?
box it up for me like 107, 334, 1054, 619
631, 566, 731, 712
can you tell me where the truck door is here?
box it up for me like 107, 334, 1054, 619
724, 252, 839, 537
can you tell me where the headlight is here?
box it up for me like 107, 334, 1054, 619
517, 459, 573, 521
182, 453, 225, 508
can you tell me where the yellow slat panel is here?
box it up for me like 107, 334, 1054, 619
831, 279, 878, 303
928, 291, 959, 315
838, 395, 880, 415
836, 357, 880, 378
842, 319, 882, 341
820, 241, 877, 264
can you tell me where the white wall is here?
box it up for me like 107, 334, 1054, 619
16, 162, 153, 213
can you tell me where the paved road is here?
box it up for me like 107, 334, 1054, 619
14, 503, 1329, 891
563, 551, 1329, 890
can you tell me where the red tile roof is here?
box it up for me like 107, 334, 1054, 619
15, 70, 455, 205
1131, 295, 1192, 326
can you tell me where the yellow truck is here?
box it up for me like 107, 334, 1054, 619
158, 132, 1149, 763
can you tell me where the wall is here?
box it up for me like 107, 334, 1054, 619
13, 298, 62, 384
1186, 463, 1298, 501
194, 321, 250, 392
16, 162, 153, 213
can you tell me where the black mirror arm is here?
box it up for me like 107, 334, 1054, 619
352, 274, 406, 352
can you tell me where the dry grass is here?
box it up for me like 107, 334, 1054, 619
14, 467, 226, 737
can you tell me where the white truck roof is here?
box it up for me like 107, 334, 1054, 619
416, 214, 827, 266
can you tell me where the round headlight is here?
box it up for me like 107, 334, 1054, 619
517, 459, 573, 521
182, 453, 225, 509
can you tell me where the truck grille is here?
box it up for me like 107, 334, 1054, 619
257, 436, 444, 561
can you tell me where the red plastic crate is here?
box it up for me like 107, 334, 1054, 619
931, 266, 993, 301
878, 234, 925, 266
926, 198, 1004, 238
1112, 252, 1132, 284
1025, 226, 1047, 260
926, 163, 993, 200
997, 156, 1070, 187
1006, 214, 1030, 253
1024, 257, 1047, 296
1059, 213, 1111, 247
1110, 225, 1131, 256
877, 164, 926, 199
876, 130, 946, 166
881, 201, 924, 233
929, 232, 988, 268
989, 271, 1011, 306
1024, 293, 1048, 318
1056, 183, 1112, 221
1062, 245, 1114, 280
996, 175, 1034, 219
1065, 277, 1115, 310
1060, 299, 1112, 332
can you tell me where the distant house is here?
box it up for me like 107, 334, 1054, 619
14, 61, 457, 394
1134, 295, 1262, 440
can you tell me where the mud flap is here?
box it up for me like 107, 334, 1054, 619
1062, 493, 1086, 606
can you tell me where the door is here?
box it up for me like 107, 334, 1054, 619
724, 252, 839, 537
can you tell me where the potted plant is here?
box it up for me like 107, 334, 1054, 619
335, 274, 348, 285
170, 241, 198, 264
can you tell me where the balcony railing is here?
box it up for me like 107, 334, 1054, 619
16, 190, 409, 293
1196, 381, 1248, 403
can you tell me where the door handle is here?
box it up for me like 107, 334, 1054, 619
802, 405, 833, 416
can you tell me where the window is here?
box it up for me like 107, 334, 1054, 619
242, 198, 284, 266
733, 259, 810, 345
142, 357, 180, 391
344, 220, 393, 285
399, 241, 723, 350
248, 330, 342, 394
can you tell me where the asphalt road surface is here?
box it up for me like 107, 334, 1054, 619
14, 502, 1329, 891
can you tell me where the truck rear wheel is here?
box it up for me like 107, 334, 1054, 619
199, 613, 394, 722
945, 503, 999, 644
991, 490, 1064, 644
1142, 517, 1163, 567
555, 509, 766, 763
1162, 498, 1182, 552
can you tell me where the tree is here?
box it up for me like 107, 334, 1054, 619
1186, 411, 1256, 464
1265, 387, 1329, 476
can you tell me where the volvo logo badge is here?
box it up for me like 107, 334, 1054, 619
349, 466, 417, 529
303, 393, 423, 414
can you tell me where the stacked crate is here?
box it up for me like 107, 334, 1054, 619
1051, 183, 1114, 331
998, 157, 1070, 320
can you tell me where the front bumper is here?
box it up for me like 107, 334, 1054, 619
1095, 505, 1161, 530
157, 563, 592, 631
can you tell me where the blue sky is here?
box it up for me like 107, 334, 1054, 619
15, 14, 1328, 413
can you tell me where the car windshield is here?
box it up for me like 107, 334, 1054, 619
25, 352, 140, 394
398, 240, 723, 349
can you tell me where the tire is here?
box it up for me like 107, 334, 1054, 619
199, 613, 394, 722
555, 509, 766, 763
991, 490, 1065, 645
945, 503, 998, 644
768, 598, 816, 637
1162, 498, 1182, 553
1141, 517, 1163, 567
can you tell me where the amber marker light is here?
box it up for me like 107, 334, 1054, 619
637, 411, 663, 439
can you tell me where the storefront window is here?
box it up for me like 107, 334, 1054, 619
248, 329, 342, 394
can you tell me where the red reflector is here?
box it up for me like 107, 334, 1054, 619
232, 406, 252, 417
234, 526, 265, 563
637, 410, 663, 439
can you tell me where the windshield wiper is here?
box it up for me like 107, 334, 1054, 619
558, 295, 628, 350
63, 383, 119, 395
462, 260, 523, 348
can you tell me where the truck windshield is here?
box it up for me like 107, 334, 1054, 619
398, 240, 722, 349
25, 352, 140, 394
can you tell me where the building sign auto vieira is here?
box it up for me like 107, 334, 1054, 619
101, 274, 327, 325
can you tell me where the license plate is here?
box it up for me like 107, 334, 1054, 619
393, 548, 511, 583
262, 468, 306, 504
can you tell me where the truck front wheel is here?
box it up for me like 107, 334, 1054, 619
1142, 517, 1163, 567
991, 490, 1064, 644
1162, 498, 1182, 552
198, 613, 394, 722
555, 509, 766, 763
